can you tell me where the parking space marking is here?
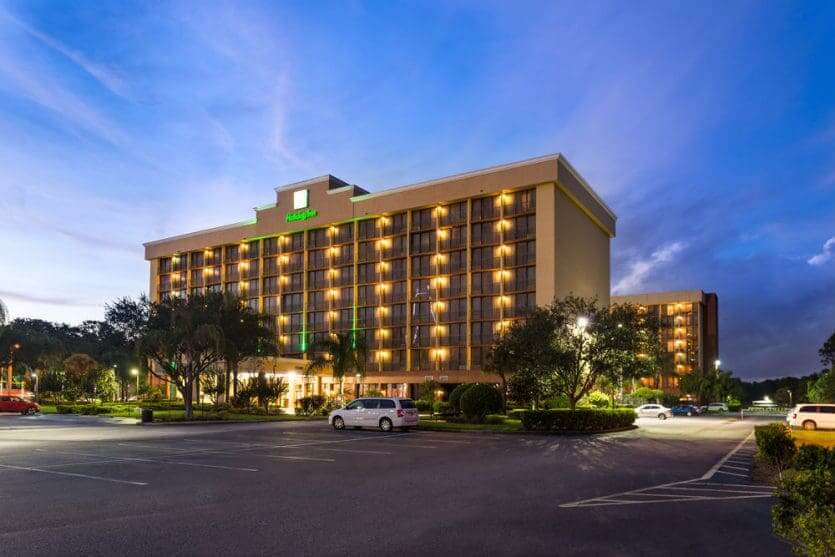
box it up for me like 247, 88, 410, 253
701, 431, 754, 480
35, 448, 259, 472
0, 463, 148, 486
311, 448, 392, 455
249, 454, 335, 463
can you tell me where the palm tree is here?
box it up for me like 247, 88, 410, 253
305, 332, 368, 403
218, 294, 277, 400
0, 298, 8, 328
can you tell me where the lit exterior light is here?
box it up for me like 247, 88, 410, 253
437, 229, 449, 240
377, 328, 390, 339
433, 301, 446, 311
328, 288, 339, 299
714, 359, 721, 369
576, 316, 589, 329
328, 226, 338, 235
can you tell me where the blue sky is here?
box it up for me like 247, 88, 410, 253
0, 1, 833, 379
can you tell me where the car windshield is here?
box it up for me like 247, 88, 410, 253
398, 399, 416, 409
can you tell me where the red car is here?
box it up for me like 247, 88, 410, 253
0, 396, 40, 415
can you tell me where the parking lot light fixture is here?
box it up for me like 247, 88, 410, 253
714, 359, 721, 370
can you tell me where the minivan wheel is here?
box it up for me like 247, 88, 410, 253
379, 417, 393, 432
332, 416, 345, 430
658, 413, 667, 420
803, 420, 817, 431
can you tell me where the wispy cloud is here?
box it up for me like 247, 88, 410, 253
808, 237, 835, 266
0, 289, 97, 308
612, 242, 686, 294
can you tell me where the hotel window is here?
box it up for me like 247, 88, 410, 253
205, 248, 222, 266
472, 272, 498, 295
410, 208, 435, 231
190, 269, 204, 286
445, 298, 467, 321
335, 223, 353, 244
308, 249, 327, 269
507, 292, 535, 317
358, 241, 377, 262
282, 293, 303, 313
335, 308, 352, 330
263, 237, 278, 256
440, 250, 466, 274
357, 263, 378, 284
412, 325, 432, 347
505, 189, 536, 216
471, 196, 499, 221
264, 296, 279, 315
358, 219, 379, 240
385, 258, 407, 281
338, 286, 354, 306
382, 213, 407, 235
506, 267, 536, 292
308, 270, 327, 290
442, 275, 467, 298
172, 254, 187, 271
413, 301, 432, 324
471, 222, 498, 246
471, 297, 497, 320
334, 266, 353, 286
440, 201, 467, 226
159, 275, 171, 291
383, 350, 406, 372
285, 252, 304, 272
245, 279, 259, 296
288, 272, 303, 291
244, 260, 259, 279
190, 251, 204, 268
307, 312, 327, 331
506, 215, 535, 241
383, 327, 407, 349
307, 229, 327, 249
308, 290, 326, 310
440, 225, 467, 251
508, 240, 535, 266
357, 307, 375, 328
332, 244, 353, 266
471, 347, 486, 370
206, 266, 221, 284
226, 282, 239, 296
225, 245, 240, 263
471, 246, 498, 270
471, 321, 496, 344
159, 257, 172, 274
243, 240, 258, 259
384, 304, 406, 326
285, 232, 304, 252
263, 257, 278, 276
225, 264, 240, 282
443, 323, 466, 345
287, 313, 303, 333
358, 285, 378, 306
443, 347, 467, 371
207, 284, 221, 294
410, 231, 436, 254
411, 349, 432, 371
263, 276, 278, 295
190, 287, 203, 297
411, 255, 432, 277
383, 235, 406, 258
383, 281, 407, 304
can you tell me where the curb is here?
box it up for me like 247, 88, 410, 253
415, 424, 638, 435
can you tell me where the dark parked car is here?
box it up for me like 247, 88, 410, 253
671, 405, 700, 416
0, 396, 40, 415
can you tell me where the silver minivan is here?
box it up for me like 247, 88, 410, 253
329, 397, 419, 432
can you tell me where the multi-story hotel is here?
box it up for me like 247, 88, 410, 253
610, 290, 719, 391
144, 154, 616, 405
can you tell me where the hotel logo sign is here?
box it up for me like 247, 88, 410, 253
286, 208, 318, 223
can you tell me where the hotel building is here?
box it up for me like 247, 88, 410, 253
143, 154, 616, 405
610, 290, 719, 391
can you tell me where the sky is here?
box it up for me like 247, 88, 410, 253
0, 0, 833, 380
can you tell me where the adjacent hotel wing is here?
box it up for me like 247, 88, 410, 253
143, 154, 616, 399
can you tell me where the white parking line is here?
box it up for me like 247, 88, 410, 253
713, 470, 749, 478
250, 454, 335, 463
721, 464, 751, 471
0, 463, 148, 486
701, 432, 753, 480
35, 448, 258, 472
311, 448, 392, 455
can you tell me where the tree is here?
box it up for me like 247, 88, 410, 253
202, 367, 227, 405
820, 331, 835, 371
419, 378, 440, 416
248, 372, 288, 414
63, 353, 101, 400
807, 370, 835, 403
0, 298, 7, 327
137, 294, 225, 419
680, 366, 740, 405
305, 332, 368, 402
218, 295, 277, 399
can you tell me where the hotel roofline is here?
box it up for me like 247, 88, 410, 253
611, 290, 712, 305
144, 153, 616, 258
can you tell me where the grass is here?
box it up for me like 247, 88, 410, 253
791, 429, 835, 448
418, 418, 523, 433
36, 402, 325, 423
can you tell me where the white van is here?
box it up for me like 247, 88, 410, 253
786, 404, 835, 430
329, 397, 419, 432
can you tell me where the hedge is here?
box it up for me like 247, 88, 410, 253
520, 408, 636, 432
755, 423, 797, 473
460, 384, 503, 423
448, 383, 473, 412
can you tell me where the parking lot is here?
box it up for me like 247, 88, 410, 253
0, 414, 788, 555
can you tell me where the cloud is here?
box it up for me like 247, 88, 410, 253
808, 237, 835, 266
0, 289, 97, 308
612, 242, 686, 294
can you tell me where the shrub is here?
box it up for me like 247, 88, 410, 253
485, 414, 506, 425
460, 384, 503, 423
520, 409, 636, 432
434, 401, 454, 416
584, 390, 610, 409
755, 424, 797, 475
795, 444, 835, 472
296, 395, 326, 416
506, 409, 527, 421
772, 468, 835, 556
448, 384, 473, 413
545, 395, 570, 409
56, 405, 75, 414
415, 399, 432, 413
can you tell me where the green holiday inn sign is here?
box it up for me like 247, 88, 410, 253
285, 208, 318, 223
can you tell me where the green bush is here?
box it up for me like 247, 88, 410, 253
296, 395, 326, 416
583, 390, 610, 408
434, 401, 454, 416
755, 423, 797, 473
772, 468, 835, 556
415, 399, 432, 413
520, 409, 636, 432
485, 414, 506, 425
506, 409, 527, 421
460, 384, 503, 423
448, 383, 473, 413
56, 405, 75, 414
795, 445, 835, 472
545, 395, 570, 409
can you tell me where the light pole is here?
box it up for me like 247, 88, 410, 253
30, 371, 38, 395
6, 342, 21, 394
714, 359, 721, 370
131, 368, 139, 398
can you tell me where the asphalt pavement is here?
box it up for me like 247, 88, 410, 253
0, 413, 789, 556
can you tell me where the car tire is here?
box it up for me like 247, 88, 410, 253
332, 416, 345, 430
802, 420, 817, 431
379, 417, 393, 432
658, 413, 667, 420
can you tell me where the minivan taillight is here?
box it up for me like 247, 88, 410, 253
397, 409, 405, 417
792, 413, 797, 419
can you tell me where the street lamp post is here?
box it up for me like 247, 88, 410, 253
31, 371, 38, 395
714, 359, 721, 371
6, 343, 21, 395
131, 368, 139, 399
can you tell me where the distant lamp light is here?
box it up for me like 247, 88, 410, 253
714, 359, 721, 369
576, 316, 589, 330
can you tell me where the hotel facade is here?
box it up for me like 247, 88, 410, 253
611, 290, 719, 392
143, 154, 616, 405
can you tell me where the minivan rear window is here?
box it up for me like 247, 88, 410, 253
799, 406, 818, 413
379, 400, 396, 409
398, 399, 416, 409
